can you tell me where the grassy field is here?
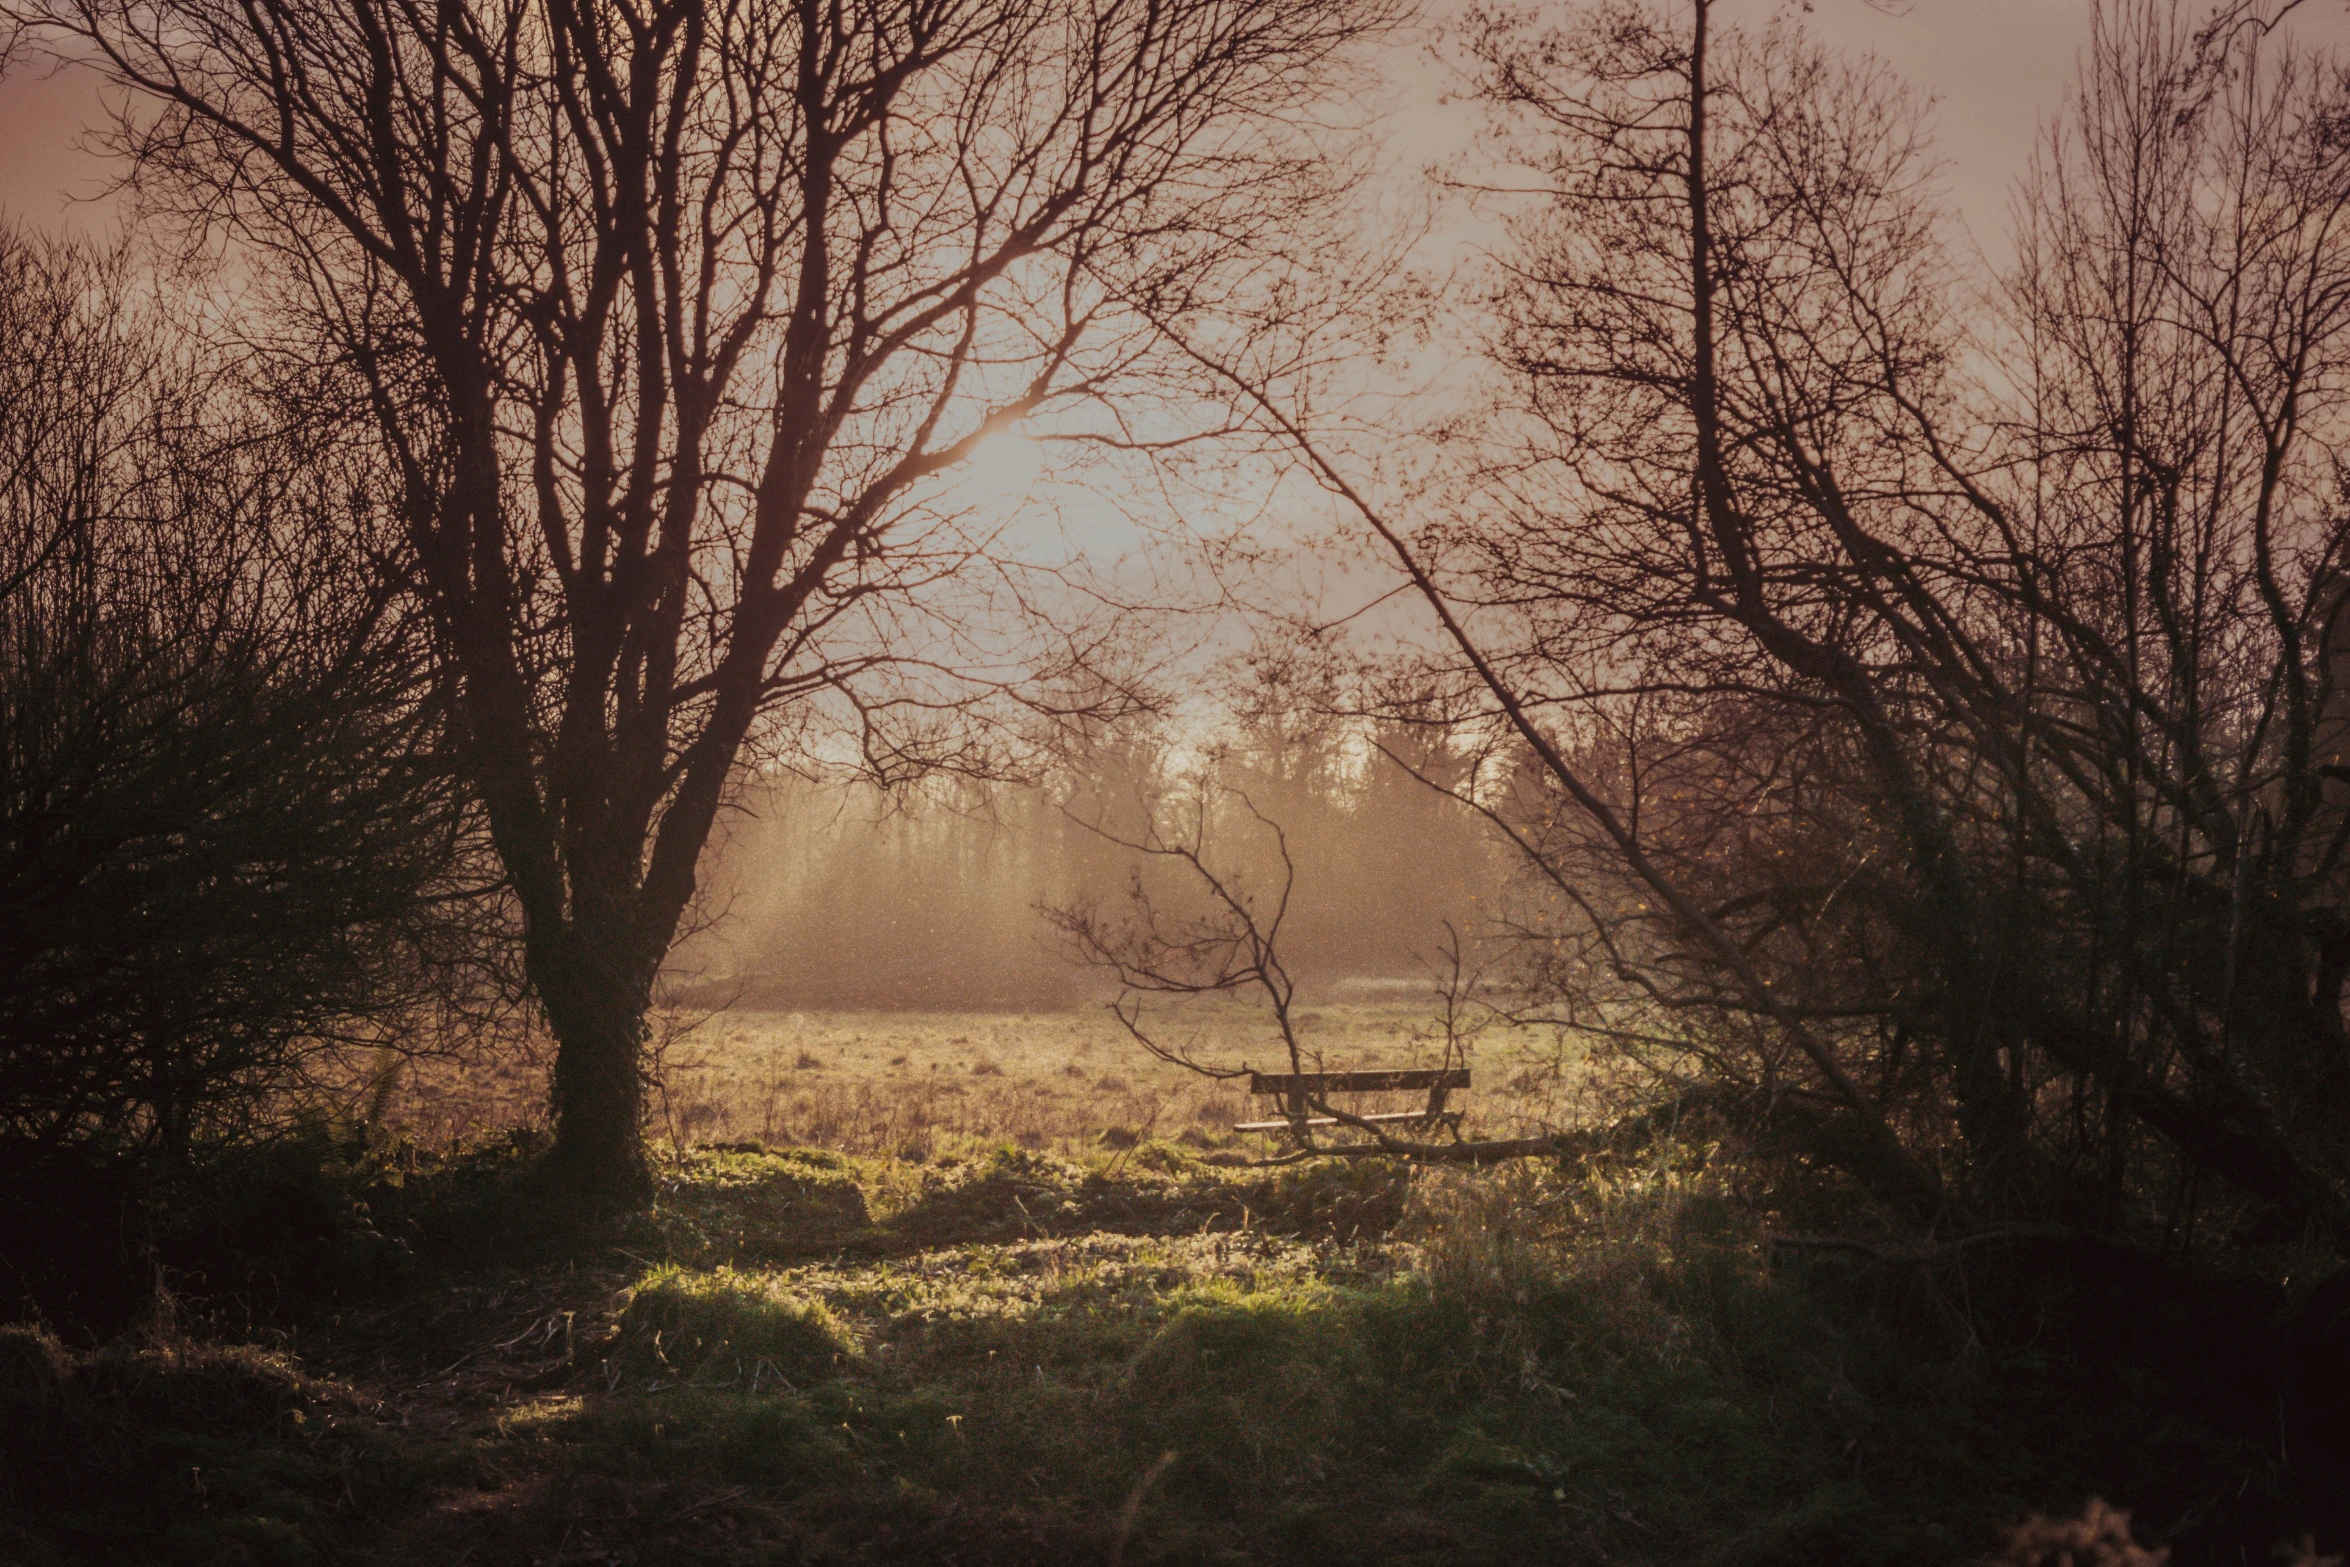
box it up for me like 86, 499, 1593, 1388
384, 999, 1600, 1159
1, 1005, 2327, 1565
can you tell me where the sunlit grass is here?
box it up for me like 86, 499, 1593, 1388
31, 1017, 2290, 1564
5, 1139, 2298, 1565
384, 1000, 1602, 1159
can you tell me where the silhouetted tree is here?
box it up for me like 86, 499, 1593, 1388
16, 0, 1399, 1195
1168, 0, 2350, 1245
1479, 0, 2350, 1236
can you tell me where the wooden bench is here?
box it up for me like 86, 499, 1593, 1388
1235, 1069, 1469, 1140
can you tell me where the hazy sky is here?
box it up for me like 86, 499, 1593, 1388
1806, 0, 2350, 252
15, 0, 2345, 612
0, 47, 117, 235
1799, 0, 2116, 249
9, 2, 2346, 252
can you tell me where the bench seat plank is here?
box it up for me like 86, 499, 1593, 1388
1232, 1110, 1452, 1132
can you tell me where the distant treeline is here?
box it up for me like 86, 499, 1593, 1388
686, 719, 1512, 1011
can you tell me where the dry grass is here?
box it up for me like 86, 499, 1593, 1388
380, 998, 1600, 1159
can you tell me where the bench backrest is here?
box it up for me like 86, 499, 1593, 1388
1247, 1069, 1469, 1096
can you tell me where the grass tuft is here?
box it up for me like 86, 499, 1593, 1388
612, 1265, 857, 1387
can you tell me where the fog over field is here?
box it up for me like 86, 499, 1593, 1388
681, 739, 1518, 1013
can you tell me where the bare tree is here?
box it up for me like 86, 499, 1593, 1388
1475, 0, 2350, 1240
11, 0, 1397, 1195
1049, 782, 1310, 1084
1188, 0, 2350, 1244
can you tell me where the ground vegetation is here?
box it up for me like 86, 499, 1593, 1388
8, 1115, 2344, 1565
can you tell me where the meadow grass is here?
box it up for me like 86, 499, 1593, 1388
3, 1012, 2311, 1565
382, 999, 1600, 1159
345, 1145, 2278, 1565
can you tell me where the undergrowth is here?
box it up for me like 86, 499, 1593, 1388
0, 1135, 2331, 1564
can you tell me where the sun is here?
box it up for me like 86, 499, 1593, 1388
953, 429, 1046, 507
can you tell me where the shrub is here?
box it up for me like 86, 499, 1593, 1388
1251, 1157, 1413, 1239
0, 226, 485, 1192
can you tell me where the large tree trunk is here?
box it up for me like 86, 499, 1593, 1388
531, 923, 659, 1202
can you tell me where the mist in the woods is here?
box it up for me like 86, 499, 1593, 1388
686, 735, 1510, 1010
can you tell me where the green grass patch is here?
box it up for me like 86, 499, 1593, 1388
613, 1265, 859, 1387
1, 1139, 2318, 1565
